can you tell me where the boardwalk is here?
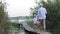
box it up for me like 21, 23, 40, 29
20, 22, 52, 34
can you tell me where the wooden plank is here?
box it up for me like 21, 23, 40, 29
37, 32, 52, 34
20, 22, 34, 31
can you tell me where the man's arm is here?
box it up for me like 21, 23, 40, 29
45, 11, 47, 15
36, 9, 40, 20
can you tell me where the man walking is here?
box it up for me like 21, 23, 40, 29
36, 6, 47, 32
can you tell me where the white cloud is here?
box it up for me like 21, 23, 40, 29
6, 0, 35, 17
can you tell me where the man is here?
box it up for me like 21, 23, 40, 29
36, 6, 47, 32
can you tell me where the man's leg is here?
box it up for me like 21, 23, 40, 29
43, 19, 46, 31
40, 19, 46, 31
39, 19, 44, 31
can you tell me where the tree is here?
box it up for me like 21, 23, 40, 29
30, 0, 60, 34
0, 2, 9, 34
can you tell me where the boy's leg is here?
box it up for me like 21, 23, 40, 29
33, 23, 38, 31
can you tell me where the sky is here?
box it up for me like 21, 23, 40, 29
6, 0, 36, 17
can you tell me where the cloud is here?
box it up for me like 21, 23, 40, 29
6, 0, 35, 17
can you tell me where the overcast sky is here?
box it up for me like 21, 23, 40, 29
6, 0, 36, 17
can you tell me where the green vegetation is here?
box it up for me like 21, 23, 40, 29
0, 2, 20, 34
26, 0, 60, 34
25, 19, 34, 28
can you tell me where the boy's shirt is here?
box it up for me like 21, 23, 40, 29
33, 17, 37, 23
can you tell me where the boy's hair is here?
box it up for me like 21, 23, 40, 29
34, 20, 41, 27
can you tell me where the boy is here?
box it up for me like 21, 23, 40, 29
33, 17, 41, 31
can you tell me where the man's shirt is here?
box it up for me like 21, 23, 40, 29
37, 7, 47, 19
